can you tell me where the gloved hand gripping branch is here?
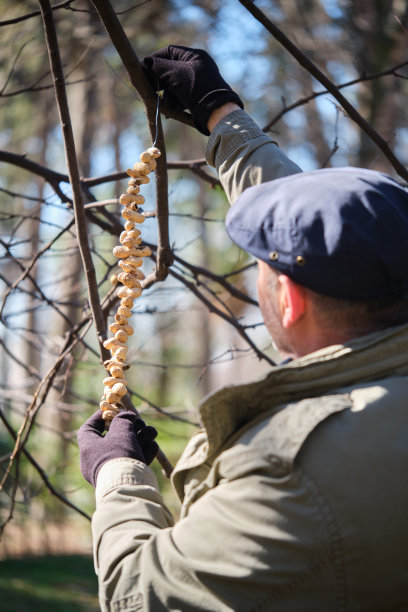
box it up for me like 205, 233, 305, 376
78, 410, 159, 487
141, 45, 244, 135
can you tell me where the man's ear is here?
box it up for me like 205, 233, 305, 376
278, 275, 306, 328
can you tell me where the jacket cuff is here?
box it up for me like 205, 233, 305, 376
206, 109, 275, 169
95, 457, 159, 506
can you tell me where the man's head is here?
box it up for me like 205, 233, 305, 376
226, 168, 408, 358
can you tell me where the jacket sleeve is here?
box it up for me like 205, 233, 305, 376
206, 109, 302, 204
92, 454, 334, 611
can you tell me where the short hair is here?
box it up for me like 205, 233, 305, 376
306, 289, 408, 337
264, 263, 408, 337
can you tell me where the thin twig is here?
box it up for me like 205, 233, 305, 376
172, 252, 258, 307
0, 318, 93, 493
0, 150, 71, 203
0, 219, 75, 321
0, 238, 77, 329
0, 0, 75, 27
263, 60, 408, 132
170, 268, 275, 366
0, 410, 91, 521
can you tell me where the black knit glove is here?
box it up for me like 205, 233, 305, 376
77, 411, 158, 487
141, 45, 243, 135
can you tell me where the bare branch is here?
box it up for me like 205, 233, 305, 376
172, 252, 258, 307
0, 0, 76, 27
0, 238, 79, 329
0, 43, 28, 96
170, 268, 275, 366
0, 150, 71, 203
0, 219, 75, 321
264, 60, 408, 132
90, 0, 174, 282
239, 0, 408, 181
0, 409, 91, 521
84, 158, 221, 189
39, 0, 108, 355
167, 160, 221, 188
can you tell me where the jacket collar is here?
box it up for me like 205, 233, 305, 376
198, 323, 408, 456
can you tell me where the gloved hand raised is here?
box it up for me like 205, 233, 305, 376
77, 410, 158, 487
141, 45, 243, 135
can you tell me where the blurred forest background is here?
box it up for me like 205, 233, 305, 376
0, 0, 407, 607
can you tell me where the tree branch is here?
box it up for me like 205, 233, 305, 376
90, 0, 175, 281
0, 0, 76, 27
239, 0, 408, 181
0, 150, 71, 203
264, 60, 408, 132
170, 268, 275, 366
39, 0, 108, 355
0, 409, 91, 521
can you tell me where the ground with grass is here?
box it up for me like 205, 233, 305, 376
0, 555, 99, 611
0, 418, 196, 611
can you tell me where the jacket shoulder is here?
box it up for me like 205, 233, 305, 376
216, 393, 352, 480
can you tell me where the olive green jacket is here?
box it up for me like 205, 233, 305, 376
92, 112, 408, 611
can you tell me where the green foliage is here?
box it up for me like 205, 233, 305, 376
0, 555, 99, 612
1, 0, 407, 557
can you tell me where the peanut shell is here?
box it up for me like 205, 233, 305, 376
113, 245, 132, 258
100, 400, 112, 411
121, 208, 145, 223
126, 185, 140, 195
115, 314, 128, 326
132, 161, 150, 175
120, 295, 135, 308
147, 147, 161, 158
102, 409, 120, 421
118, 272, 142, 289
115, 329, 128, 343
103, 376, 128, 387
114, 347, 128, 362
105, 391, 122, 404
139, 151, 152, 163
112, 382, 127, 397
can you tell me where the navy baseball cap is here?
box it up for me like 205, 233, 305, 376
226, 167, 408, 301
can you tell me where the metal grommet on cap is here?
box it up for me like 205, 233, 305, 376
269, 251, 279, 261
296, 255, 306, 266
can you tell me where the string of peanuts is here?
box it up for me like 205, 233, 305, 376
100, 146, 161, 425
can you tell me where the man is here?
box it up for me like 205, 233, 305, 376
78, 47, 408, 611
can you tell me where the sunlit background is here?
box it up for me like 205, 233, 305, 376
0, 1, 407, 609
